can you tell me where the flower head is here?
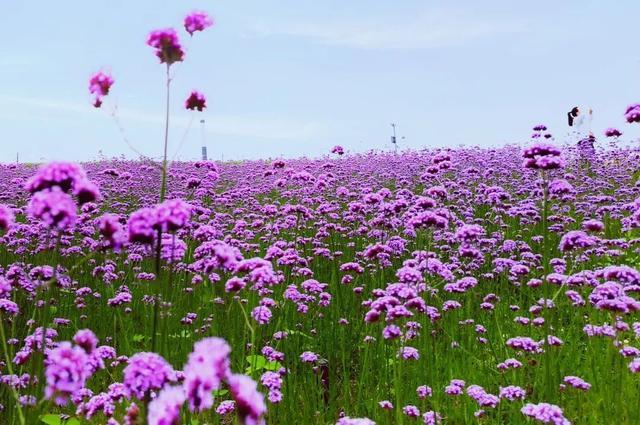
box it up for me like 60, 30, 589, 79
0, 205, 15, 231
45, 342, 90, 405
147, 28, 184, 65
521, 402, 570, 424
0, 299, 19, 315
27, 187, 77, 230
127, 207, 157, 244
522, 143, 565, 170
559, 230, 594, 252
604, 128, 622, 137
155, 199, 192, 232
184, 11, 214, 35
228, 374, 266, 425
89, 71, 114, 108
625, 103, 640, 124
25, 162, 87, 194
185, 91, 207, 111
183, 337, 231, 412
148, 385, 185, 425
123, 352, 175, 400
331, 145, 345, 155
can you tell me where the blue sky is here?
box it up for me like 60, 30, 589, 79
1, 0, 639, 162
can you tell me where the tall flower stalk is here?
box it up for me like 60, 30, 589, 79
159, 63, 171, 202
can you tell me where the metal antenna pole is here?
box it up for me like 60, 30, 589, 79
200, 119, 207, 161
391, 123, 398, 154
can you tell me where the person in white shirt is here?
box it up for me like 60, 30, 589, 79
567, 106, 593, 140
568, 106, 595, 160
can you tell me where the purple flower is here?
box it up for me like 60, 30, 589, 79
624, 103, 640, 123
147, 385, 185, 425
497, 358, 523, 370
25, 162, 86, 194
44, 342, 90, 405
127, 207, 157, 244
403, 405, 420, 417
185, 91, 207, 111
123, 352, 175, 400
466, 385, 499, 408
399, 346, 419, 360
184, 11, 214, 35
417, 385, 432, 399
589, 282, 640, 314
0, 299, 19, 316
228, 374, 266, 425
522, 143, 564, 170
383, 324, 402, 340
155, 199, 192, 232
73, 178, 101, 204
27, 187, 77, 230
379, 400, 393, 409
251, 306, 273, 325
582, 219, 604, 232
260, 371, 283, 399
225, 277, 247, 292
98, 213, 126, 249
559, 231, 594, 252
73, 329, 99, 354
160, 233, 187, 263
300, 351, 318, 363
506, 337, 543, 354
0, 204, 15, 231
331, 145, 345, 155
147, 28, 185, 65
455, 224, 485, 242
216, 400, 236, 415
604, 127, 622, 137
89, 71, 114, 108
523, 143, 562, 159
422, 411, 442, 425
183, 337, 231, 412
336, 418, 375, 425
521, 402, 570, 424
499, 385, 526, 401
563, 376, 590, 391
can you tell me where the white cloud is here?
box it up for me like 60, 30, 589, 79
246, 9, 528, 50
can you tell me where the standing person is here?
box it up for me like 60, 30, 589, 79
568, 106, 593, 139
568, 106, 596, 160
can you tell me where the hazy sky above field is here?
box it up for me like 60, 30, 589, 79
1, 0, 639, 162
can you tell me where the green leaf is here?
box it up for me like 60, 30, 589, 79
265, 360, 283, 371
213, 389, 228, 396
168, 329, 193, 339
40, 414, 81, 425
284, 329, 313, 339
245, 354, 268, 373
132, 334, 146, 342
245, 355, 283, 374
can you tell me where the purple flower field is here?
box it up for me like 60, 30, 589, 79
0, 140, 640, 424
2, 7, 640, 425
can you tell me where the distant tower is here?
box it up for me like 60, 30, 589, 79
390, 123, 398, 154
200, 119, 208, 161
